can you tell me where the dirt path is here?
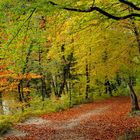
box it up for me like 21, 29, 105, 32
2, 97, 140, 140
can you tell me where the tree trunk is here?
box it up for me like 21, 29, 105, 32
59, 45, 74, 97
129, 8, 140, 53
69, 82, 72, 107
85, 63, 90, 99
18, 80, 25, 102
26, 81, 31, 107
128, 83, 140, 112
38, 47, 49, 100
52, 75, 59, 96
0, 92, 3, 114
104, 78, 113, 97
18, 43, 33, 102
41, 76, 48, 101
131, 20, 140, 53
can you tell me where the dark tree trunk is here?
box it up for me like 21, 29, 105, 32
116, 72, 121, 86
59, 81, 65, 97
85, 63, 90, 99
128, 10, 140, 111
128, 83, 140, 112
129, 8, 140, 53
41, 79, 45, 101
59, 45, 74, 97
69, 83, 72, 107
41, 77, 48, 101
104, 79, 113, 97
0, 92, 2, 106
18, 43, 33, 102
0, 92, 3, 114
18, 83, 22, 102
59, 64, 69, 97
26, 81, 31, 107
131, 20, 140, 53
58, 45, 67, 97
38, 48, 49, 100
18, 80, 25, 102
58, 45, 68, 97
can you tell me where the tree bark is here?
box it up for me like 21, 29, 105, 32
41, 76, 48, 101
104, 78, 113, 97
58, 45, 67, 97
38, 48, 49, 100
18, 80, 25, 102
52, 75, 59, 96
0, 92, 3, 114
129, 8, 140, 53
18, 43, 33, 102
85, 62, 90, 99
128, 82, 140, 112
132, 20, 140, 53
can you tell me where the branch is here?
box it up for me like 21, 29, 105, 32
7, 8, 36, 48
49, 1, 140, 20
119, 0, 140, 10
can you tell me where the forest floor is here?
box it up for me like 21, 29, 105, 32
1, 96, 140, 140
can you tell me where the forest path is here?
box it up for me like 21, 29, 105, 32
2, 96, 140, 140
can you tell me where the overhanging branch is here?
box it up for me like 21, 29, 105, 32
119, 0, 140, 10
49, 1, 140, 20
7, 8, 36, 48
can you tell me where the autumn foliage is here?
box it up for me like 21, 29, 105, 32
3, 97, 140, 140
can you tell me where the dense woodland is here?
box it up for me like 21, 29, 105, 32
0, 0, 140, 137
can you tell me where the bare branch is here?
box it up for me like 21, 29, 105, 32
49, 1, 140, 20
7, 8, 36, 48
119, 0, 140, 10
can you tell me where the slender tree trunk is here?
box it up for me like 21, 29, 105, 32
58, 45, 67, 97
38, 48, 49, 100
59, 45, 66, 96
41, 76, 48, 101
0, 92, 2, 105
52, 75, 59, 96
59, 83, 65, 97
69, 82, 72, 107
116, 72, 121, 86
18, 81, 25, 102
129, 8, 140, 53
128, 82, 140, 112
131, 20, 140, 53
127, 9, 140, 111
41, 79, 45, 101
59, 45, 74, 97
59, 65, 67, 97
26, 81, 31, 107
85, 62, 90, 99
108, 82, 113, 97
0, 92, 3, 114
18, 43, 33, 102
85, 47, 92, 99
105, 79, 113, 97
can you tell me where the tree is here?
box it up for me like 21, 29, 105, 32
48, 0, 140, 112
1, 0, 140, 114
